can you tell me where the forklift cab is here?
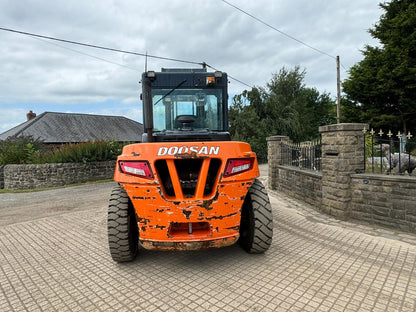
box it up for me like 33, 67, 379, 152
141, 68, 230, 142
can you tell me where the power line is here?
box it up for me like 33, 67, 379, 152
32, 36, 142, 73
221, 0, 337, 61
0, 27, 204, 66
221, 1, 347, 117
0, 27, 254, 88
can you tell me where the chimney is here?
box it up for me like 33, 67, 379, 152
27, 110, 37, 121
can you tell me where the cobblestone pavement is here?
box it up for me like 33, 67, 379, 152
1, 175, 416, 311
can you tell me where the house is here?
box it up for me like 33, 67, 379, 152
0, 111, 143, 144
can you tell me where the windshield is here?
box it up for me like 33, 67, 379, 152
152, 88, 224, 132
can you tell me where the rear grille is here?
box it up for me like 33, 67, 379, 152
155, 158, 221, 199
175, 159, 202, 197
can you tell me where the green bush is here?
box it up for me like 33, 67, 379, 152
0, 136, 45, 165
43, 141, 124, 164
0, 137, 125, 165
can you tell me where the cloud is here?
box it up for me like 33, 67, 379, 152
0, 0, 382, 132
0, 108, 27, 133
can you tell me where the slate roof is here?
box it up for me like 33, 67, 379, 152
0, 112, 143, 143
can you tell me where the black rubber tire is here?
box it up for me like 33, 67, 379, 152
239, 179, 273, 253
107, 185, 138, 262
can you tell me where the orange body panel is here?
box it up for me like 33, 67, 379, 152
114, 141, 259, 250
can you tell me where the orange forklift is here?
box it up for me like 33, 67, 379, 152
108, 68, 273, 262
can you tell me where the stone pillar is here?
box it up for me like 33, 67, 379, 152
267, 135, 289, 190
319, 123, 368, 219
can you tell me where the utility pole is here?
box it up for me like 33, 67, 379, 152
336, 55, 341, 124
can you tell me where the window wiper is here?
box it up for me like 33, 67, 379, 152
153, 79, 187, 106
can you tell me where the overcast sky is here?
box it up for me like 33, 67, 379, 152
0, 0, 383, 134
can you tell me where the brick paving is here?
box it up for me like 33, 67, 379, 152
1, 182, 416, 311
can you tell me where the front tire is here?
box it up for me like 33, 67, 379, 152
239, 179, 273, 253
107, 185, 138, 262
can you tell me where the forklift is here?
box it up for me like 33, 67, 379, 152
108, 68, 273, 262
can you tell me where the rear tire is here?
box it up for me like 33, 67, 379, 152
107, 185, 138, 262
239, 179, 273, 253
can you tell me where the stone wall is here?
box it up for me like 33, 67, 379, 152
267, 136, 322, 207
268, 123, 416, 234
350, 174, 416, 233
272, 166, 322, 207
0, 165, 4, 189
2, 161, 116, 190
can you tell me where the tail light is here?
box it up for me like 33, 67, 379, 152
119, 161, 153, 179
224, 158, 254, 177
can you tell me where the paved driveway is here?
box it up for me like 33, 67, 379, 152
1, 175, 416, 311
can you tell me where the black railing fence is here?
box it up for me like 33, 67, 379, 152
363, 128, 416, 176
281, 139, 322, 171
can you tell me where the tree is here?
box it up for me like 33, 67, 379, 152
229, 89, 269, 162
299, 88, 337, 139
340, 98, 362, 124
264, 67, 304, 141
229, 66, 336, 162
342, 0, 416, 132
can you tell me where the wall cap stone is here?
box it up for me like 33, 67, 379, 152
319, 123, 368, 133
351, 173, 416, 184
267, 135, 289, 142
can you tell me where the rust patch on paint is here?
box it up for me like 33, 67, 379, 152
153, 225, 167, 230
133, 196, 153, 200
205, 212, 238, 221
183, 209, 192, 219
199, 192, 219, 210
137, 217, 150, 225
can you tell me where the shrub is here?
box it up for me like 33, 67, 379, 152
0, 138, 125, 165
42, 141, 125, 163
0, 136, 45, 165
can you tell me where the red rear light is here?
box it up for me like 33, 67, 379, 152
224, 158, 254, 177
119, 161, 153, 179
